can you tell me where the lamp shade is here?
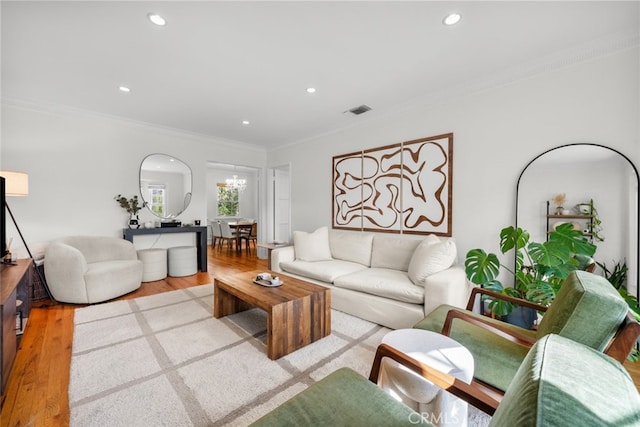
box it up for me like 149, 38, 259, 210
0, 170, 29, 196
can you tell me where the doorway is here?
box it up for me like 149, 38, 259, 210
270, 165, 291, 243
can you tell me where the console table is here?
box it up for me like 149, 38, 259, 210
1, 259, 32, 396
123, 226, 208, 272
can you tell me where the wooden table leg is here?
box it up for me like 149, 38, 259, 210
266, 293, 330, 360
214, 281, 252, 317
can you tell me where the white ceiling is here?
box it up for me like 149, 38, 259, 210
2, 1, 638, 150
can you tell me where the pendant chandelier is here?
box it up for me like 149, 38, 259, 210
226, 175, 247, 192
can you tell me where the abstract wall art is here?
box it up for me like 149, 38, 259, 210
332, 133, 453, 236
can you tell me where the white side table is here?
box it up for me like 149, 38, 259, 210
137, 248, 168, 282
378, 329, 474, 427
167, 246, 197, 277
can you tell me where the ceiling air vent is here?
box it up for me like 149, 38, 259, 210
346, 104, 372, 115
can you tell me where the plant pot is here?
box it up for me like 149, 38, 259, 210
128, 214, 140, 229
504, 306, 537, 329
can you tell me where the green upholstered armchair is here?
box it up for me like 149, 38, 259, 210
413, 270, 639, 395
250, 334, 640, 426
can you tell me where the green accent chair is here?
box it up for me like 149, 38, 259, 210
250, 334, 640, 426
413, 270, 633, 393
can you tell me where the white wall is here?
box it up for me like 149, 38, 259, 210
268, 47, 639, 277
1, 104, 266, 254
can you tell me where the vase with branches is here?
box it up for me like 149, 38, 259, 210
114, 194, 143, 228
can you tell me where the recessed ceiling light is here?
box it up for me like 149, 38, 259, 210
242, 120, 250, 125
119, 86, 131, 93
443, 13, 461, 26
306, 87, 317, 94
148, 13, 166, 26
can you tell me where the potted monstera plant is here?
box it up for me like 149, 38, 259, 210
465, 223, 597, 327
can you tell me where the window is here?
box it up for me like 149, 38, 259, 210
217, 184, 239, 216
147, 185, 166, 217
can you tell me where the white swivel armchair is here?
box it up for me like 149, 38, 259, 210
45, 236, 143, 304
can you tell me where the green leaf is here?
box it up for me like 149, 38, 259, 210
549, 223, 596, 257
528, 241, 570, 268
486, 287, 521, 316
499, 226, 529, 253
618, 288, 640, 321
465, 249, 500, 285
482, 280, 505, 293
525, 280, 555, 306
515, 250, 525, 273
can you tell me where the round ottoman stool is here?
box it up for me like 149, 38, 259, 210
378, 329, 474, 427
167, 246, 198, 277
137, 248, 168, 282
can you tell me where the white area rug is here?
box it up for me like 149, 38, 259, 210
70, 284, 491, 426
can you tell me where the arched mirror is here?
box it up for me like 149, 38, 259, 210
139, 154, 192, 219
516, 143, 639, 299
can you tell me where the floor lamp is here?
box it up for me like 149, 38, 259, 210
0, 170, 54, 301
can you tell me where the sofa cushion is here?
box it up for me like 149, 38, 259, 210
370, 235, 421, 271
333, 268, 424, 304
414, 304, 535, 391
293, 227, 333, 262
491, 334, 640, 427
408, 237, 457, 285
249, 367, 418, 426
536, 270, 628, 350
280, 259, 367, 283
329, 230, 374, 266
84, 260, 143, 303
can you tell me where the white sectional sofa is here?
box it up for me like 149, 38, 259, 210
270, 227, 473, 329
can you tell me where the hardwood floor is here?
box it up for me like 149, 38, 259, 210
1, 247, 639, 426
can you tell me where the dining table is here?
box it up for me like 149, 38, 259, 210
228, 221, 254, 252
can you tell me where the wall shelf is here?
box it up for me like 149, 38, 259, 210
546, 202, 594, 241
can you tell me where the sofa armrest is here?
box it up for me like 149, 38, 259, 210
270, 246, 295, 271
44, 242, 90, 302
464, 287, 548, 312
422, 265, 473, 315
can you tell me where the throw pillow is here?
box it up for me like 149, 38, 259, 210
407, 237, 457, 285
293, 226, 333, 262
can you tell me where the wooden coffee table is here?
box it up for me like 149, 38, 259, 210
213, 271, 331, 359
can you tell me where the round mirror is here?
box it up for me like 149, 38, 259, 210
139, 154, 192, 219
516, 143, 639, 298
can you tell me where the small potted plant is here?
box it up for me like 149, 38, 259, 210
114, 194, 143, 228
576, 199, 604, 242
553, 193, 566, 215
465, 223, 597, 328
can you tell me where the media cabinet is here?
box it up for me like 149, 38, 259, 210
0, 259, 31, 397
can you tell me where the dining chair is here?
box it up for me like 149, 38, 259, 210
218, 220, 238, 252
210, 221, 222, 249
240, 221, 258, 253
